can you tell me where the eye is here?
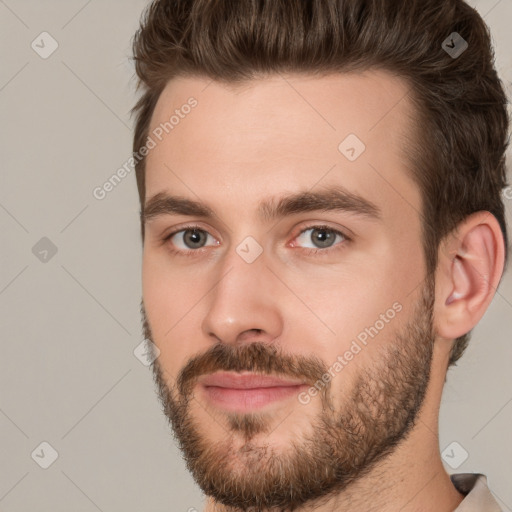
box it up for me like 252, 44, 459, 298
293, 225, 348, 252
162, 223, 349, 257
165, 226, 218, 251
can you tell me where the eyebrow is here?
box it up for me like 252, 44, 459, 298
142, 186, 382, 225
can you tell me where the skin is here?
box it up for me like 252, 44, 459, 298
140, 70, 505, 511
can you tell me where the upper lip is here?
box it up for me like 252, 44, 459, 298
200, 372, 306, 389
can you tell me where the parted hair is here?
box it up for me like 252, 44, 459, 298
130, 0, 510, 367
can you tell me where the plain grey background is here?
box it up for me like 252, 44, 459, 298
0, 1, 511, 510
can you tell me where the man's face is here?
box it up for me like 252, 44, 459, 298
141, 71, 435, 510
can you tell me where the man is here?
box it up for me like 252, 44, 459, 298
130, 0, 509, 510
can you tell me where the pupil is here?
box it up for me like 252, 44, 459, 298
312, 228, 333, 248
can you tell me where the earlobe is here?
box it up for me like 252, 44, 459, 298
435, 213, 505, 340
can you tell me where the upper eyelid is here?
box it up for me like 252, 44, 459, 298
294, 224, 348, 237
165, 223, 219, 241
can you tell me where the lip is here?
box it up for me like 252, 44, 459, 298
199, 372, 308, 412
200, 372, 306, 389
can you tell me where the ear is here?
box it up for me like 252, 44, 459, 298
434, 211, 505, 340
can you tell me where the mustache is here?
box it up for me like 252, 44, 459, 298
176, 341, 328, 398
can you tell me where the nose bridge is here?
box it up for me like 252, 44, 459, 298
201, 242, 283, 345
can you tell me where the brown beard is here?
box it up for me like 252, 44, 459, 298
142, 276, 435, 512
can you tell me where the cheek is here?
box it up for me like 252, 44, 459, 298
281, 255, 414, 375
285, 265, 395, 342
142, 249, 206, 317
142, 254, 206, 373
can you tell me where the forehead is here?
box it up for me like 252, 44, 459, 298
144, 70, 421, 224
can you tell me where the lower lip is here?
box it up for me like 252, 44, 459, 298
201, 385, 307, 412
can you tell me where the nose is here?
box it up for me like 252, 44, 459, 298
201, 248, 284, 347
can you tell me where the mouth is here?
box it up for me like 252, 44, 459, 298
198, 372, 309, 412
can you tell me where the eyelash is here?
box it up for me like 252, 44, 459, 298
161, 224, 351, 258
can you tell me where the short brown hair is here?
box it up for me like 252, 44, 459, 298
130, 0, 510, 367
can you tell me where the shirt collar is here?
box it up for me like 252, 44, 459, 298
451, 473, 502, 511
